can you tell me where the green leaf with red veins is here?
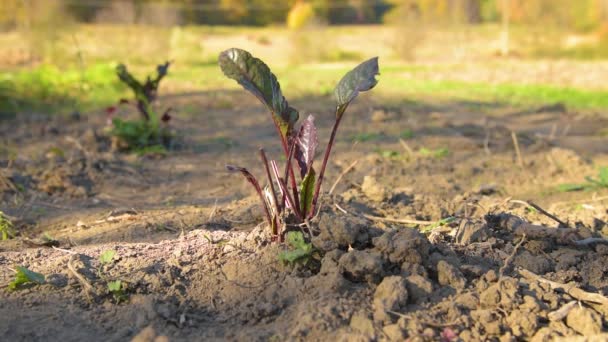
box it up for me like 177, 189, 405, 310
294, 114, 318, 178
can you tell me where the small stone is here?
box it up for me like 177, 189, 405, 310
437, 260, 466, 290
373, 276, 408, 323
222, 244, 236, 253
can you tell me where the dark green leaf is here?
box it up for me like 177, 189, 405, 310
219, 48, 298, 137
299, 168, 316, 216
334, 57, 379, 109
9, 266, 45, 290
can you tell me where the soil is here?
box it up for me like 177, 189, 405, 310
1, 92, 608, 341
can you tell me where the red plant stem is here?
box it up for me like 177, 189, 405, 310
276, 175, 303, 222
259, 149, 281, 234
283, 139, 301, 214
230, 166, 275, 233
271, 119, 301, 217
310, 105, 347, 217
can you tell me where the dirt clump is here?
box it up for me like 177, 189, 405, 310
372, 275, 408, 322
437, 260, 466, 290
566, 306, 603, 336
313, 212, 370, 251
373, 228, 430, 265
338, 249, 385, 284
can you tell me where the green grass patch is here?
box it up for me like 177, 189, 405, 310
1, 63, 123, 115
6, 62, 608, 118
383, 76, 608, 110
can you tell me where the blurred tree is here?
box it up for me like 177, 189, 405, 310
219, 0, 249, 24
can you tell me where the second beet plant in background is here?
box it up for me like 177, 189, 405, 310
219, 48, 379, 240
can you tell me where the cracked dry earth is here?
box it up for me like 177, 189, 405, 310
1, 92, 608, 341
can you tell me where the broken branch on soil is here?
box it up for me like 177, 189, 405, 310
486, 213, 579, 242
328, 160, 358, 195
52, 246, 78, 255
547, 300, 577, 322
574, 237, 608, 246
67, 255, 95, 296
526, 201, 569, 227
518, 268, 608, 306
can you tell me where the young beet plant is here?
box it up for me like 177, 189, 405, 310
219, 48, 379, 240
108, 61, 173, 151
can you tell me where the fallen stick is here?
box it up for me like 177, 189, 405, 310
574, 237, 608, 246
548, 300, 577, 322
329, 160, 358, 195
526, 201, 569, 227
499, 234, 526, 277
511, 131, 524, 167
67, 255, 95, 296
486, 213, 580, 242
519, 268, 608, 306
398, 138, 415, 160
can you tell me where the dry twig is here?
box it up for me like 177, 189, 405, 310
487, 213, 579, 242
329, 160, 358, 195
548, 300, 577, 322
67, 255, 95, 296
511, 131, 524, 167
519, 268, 608, 306
499, 234, 526, 277
526, 201, 569, 227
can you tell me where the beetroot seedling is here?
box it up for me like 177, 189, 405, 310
109, 62, 173, 152
219, 48, 379, 240
9, 266, 45, 291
